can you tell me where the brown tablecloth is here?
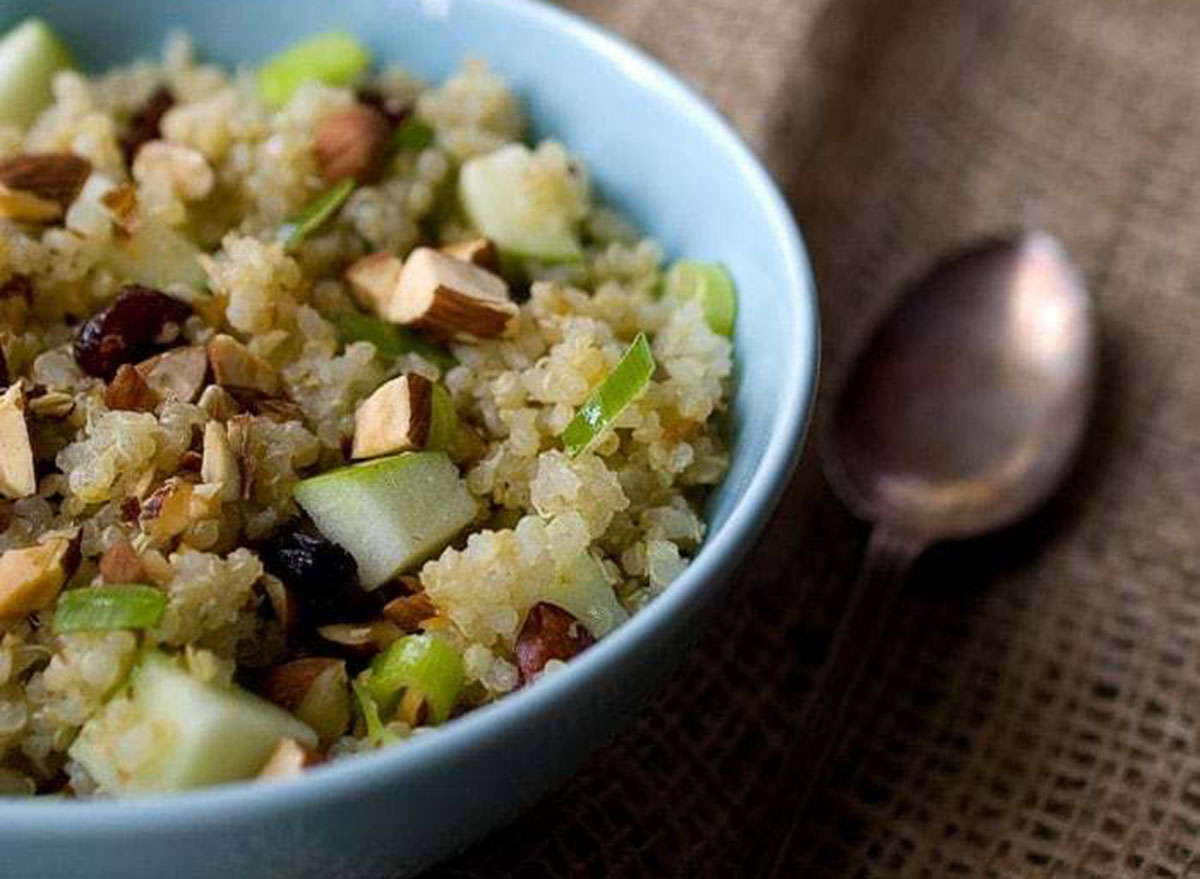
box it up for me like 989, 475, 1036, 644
432, 0, 1200, 875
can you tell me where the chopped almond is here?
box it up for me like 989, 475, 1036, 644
140, 478, 219, 544
27, 391, 75, 419
313, 104, 391, 184
100, 183, 140, 238
381, 592, 437, 632
344, 251, 402, 315
0, 535, 80, 622
0, 188, 62, 224
105, 364, 160, 412
258, 737, 324, 780
201, 421, 241, 502
0, 153, 92, 208
262, 657, 350, 745
136, 345, 208, 403
390, 247, 516, 341
197, 384, 242, 420
131, 141, 214, 202
0, 384, 36, 500
351, 373, 432, 460
98, 540, 146, 584
207, 335, 281, 396
441, 237, 498, 270
317, 620, 402, 656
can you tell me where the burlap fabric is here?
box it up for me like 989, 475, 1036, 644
429, 0, 1200, 875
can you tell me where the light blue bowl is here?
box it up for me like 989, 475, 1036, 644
0, 1, 818, 876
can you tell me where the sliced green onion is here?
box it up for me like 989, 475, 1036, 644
424, 384, 458, 452
331, 310, 456, 371
562, 333, 655, 457
393, 119, 435, 152
351, 674, 398, 746
54, 585, 166, 633
366, 634, 464, 725
258, 32, 370, 108
278, 179, 355, 251
663, 260, 737, 337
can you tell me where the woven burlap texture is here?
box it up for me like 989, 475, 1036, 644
429, 0, 1200, 876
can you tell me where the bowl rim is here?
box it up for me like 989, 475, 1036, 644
0, 0, 819, 832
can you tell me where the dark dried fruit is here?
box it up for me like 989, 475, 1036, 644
261, 528, 375, 624
73, 285, 192, 379
356, 88, 411, 128
515, 603, 595, 683
0, 153, 92, 208
121, 87, 175, 166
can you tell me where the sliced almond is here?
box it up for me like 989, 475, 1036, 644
262, 657, 351, 746
105, 364, 160, 412
131, 141, 214, 202
390, 247, 516, 341
313, 104, 392, 184
0, 153, 92, 208
136, 345, 208, 404
207, 334, 280, 396
381, 592, 437, 632
0, 187, 62, 224
351, 373, 432, 460
0, 384, 35, 500
260, 575, 300, 638
258, 737, 324, 780
440, 237, 498, 271
98, 540, 146, 584
344, 251, 402, 315
201, 421, 241, 502
0, 535, 80, 622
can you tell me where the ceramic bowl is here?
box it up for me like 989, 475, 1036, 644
0, 1, 818, 876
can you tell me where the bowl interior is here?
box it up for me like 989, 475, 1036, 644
0, 0, 816, 818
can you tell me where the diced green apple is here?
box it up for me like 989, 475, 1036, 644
105, 221, 208, 292
258, 32, 370, 108
294, 451, 477, 590
71, 652, 316, 794
663, 260, 737, 337
0, 19, 74, 129
458, 144, 583, 262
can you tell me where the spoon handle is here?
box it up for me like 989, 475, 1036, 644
751, 526, 922, 879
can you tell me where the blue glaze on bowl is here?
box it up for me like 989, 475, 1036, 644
0, 1, 818, 876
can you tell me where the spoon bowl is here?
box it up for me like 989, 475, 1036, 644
825, 232, 1097, 542
754, 231, 1097, 878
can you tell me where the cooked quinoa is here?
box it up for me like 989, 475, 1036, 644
0, 27, 733, 795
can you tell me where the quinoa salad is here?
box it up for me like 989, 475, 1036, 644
0, 22, 736, 796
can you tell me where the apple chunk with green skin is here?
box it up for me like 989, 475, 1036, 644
0, 19, 74, 129
294, 451, 478, 590
458, 144, 583, 262
71, 652, 317, 794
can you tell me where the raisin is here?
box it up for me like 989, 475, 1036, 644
73, 285, 192, 379
261, 528, 376, 624
0, 274, 32, 302
515, 603, 595, 683
121, 87, 175, 166
355, 88, 411, 128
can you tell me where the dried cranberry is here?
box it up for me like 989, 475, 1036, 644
73, 285, 192, 378
261, 528, 375, 624
515, 603, 595, 683
355, 88, 411, 128
121, 87, 175, 165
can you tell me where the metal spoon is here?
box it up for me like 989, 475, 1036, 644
754, 232, 1097, 876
